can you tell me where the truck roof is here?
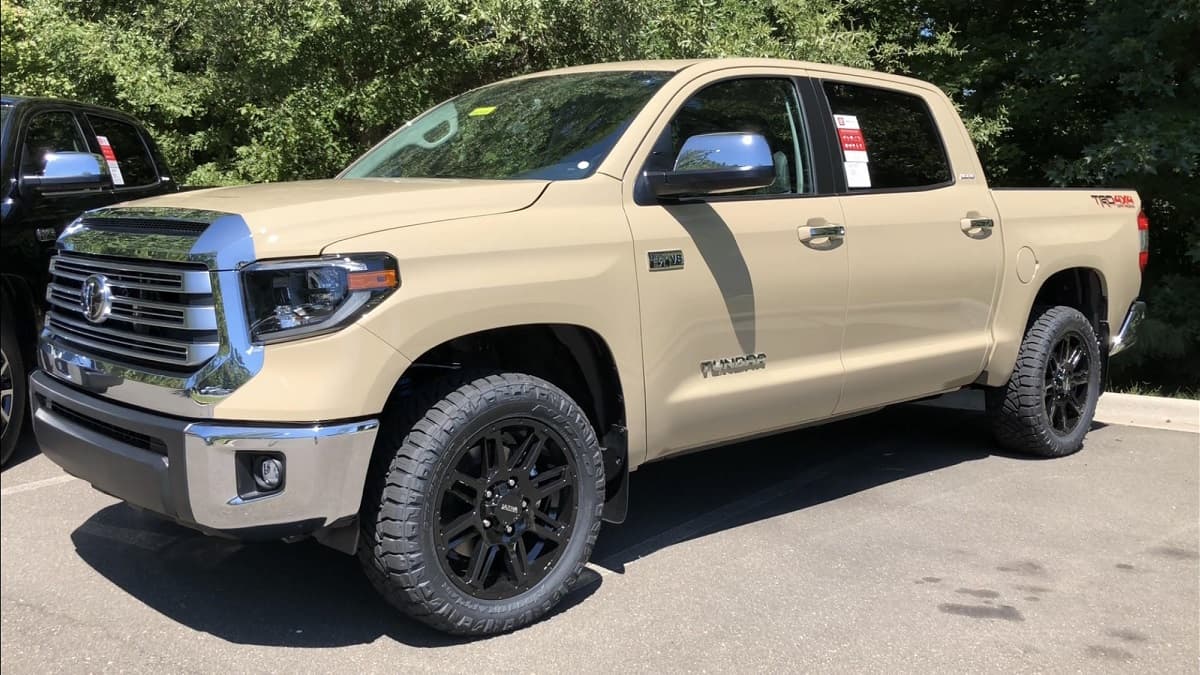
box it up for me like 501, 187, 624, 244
507, 58, 942, 93
0, 94, 145, 121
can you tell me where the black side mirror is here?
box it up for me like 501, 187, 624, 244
21, 152, 112, 194
644, 132, 775, 198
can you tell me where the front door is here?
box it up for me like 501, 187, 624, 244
623, 71, 849, 461
12, 108, 104, 301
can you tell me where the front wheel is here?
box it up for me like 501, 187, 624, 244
359, 373, 604, 635
1, 316, 27, 466
987, 306, 1102, 457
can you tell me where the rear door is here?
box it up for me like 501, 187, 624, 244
815, 77, 1003, 413
623, 69, 849, 460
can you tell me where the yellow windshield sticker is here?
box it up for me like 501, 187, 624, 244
468, 106, 497, 117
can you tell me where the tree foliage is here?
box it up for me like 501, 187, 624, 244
1, 0, 1196, 390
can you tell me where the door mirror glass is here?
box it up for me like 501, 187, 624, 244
22, 151, 111, 193
646, 132, 775, 197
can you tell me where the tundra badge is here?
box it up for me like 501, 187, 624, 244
701, 353, 767, 378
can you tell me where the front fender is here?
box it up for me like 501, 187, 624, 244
326, 178, 649, 468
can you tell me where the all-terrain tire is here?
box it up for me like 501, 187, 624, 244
358, 372, 604, 636
987, 306, 1102, 457
1, 315, 27, 466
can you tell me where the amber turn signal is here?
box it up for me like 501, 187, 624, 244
347, 269, 398, 291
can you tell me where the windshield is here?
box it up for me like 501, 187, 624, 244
343, 71, 671, 181
0, 104, 10, 128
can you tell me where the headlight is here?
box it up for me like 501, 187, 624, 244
242, 254, 399, 344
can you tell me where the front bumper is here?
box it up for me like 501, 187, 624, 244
31, 371, 378, 539
1109, 300, 1147, 357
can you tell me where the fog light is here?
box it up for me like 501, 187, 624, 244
255, 457, 284, 491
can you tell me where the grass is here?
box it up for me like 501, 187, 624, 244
1107, 382, 1200, 400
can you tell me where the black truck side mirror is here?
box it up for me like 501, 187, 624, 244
21, 152, 113, 194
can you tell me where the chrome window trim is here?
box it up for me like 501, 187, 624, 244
40, 206, 263, 417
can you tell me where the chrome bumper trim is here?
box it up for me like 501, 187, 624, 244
182, 419, 379, 530
1109, 300, 1146, 357
32, 370, 379, 534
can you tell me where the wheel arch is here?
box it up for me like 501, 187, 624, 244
0, 273, 41, 365
981, 265, 1109, 387
1030, 267, 1108, 334
376, 322, 631, 523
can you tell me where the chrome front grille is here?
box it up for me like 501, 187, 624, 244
45, 252, 219, 370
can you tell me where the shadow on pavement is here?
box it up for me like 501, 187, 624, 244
591, 403, 1013, 570
69, 403, 1030, 648
2, 424, 41, 470
70, 507, 602, 648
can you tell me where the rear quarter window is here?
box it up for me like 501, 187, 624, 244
822, 81, 952, 191
85, 114, 159, 187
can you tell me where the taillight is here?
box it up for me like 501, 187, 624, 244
1137, 210, 1150, 272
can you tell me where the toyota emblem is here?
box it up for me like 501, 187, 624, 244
80, 274, 113, 324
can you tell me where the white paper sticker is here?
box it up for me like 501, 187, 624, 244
833, 114, 860, 130
844, 161, 871, 188
843, 150, 869, 163
95, 135, 125, 186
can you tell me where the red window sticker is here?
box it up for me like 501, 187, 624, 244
837, 128, 867, 153
95, 135, 125, 185
97, 139, 117, 161
833, 113, 868, 163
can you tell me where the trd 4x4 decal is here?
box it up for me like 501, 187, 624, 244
1091, 194, 1135, 208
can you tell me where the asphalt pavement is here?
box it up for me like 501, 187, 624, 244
2, 401, 1198, 673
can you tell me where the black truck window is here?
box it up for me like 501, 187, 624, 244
85, 114, 159, 187
20, 111, 88, 176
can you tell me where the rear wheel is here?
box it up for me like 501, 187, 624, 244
1, 316, 27, 466
987, 306, 1102, 457
359, 373, 604, 635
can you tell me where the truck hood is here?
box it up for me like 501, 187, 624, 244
123, 178, 549, 258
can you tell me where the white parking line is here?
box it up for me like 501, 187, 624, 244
0, 474, 78, 497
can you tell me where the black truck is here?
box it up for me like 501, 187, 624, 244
0, 95, 179, 464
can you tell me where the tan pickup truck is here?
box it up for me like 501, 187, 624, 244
31, 58, 1147, 635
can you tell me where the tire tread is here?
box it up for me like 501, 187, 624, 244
358, 371, 604, 635
988, 305, 1101, 457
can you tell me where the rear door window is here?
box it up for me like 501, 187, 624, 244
20, 111, 88, 176
84, 114, 159, 187
821, 81, 952, 191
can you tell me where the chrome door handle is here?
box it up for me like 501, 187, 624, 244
960, 217, 994, 238
802, 225, 845, 240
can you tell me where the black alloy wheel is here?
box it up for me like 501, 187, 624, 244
0, 317, 27, 466
1043, 331, 1092, 436
0, 347, 13, 440
435, 419, 579, 600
